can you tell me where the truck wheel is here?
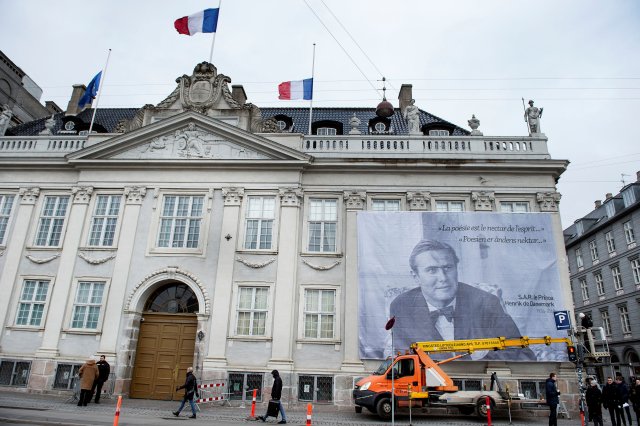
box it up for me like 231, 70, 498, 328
376, 397, 393, 420
355, 406, 363, 413
476, 397, 493, 418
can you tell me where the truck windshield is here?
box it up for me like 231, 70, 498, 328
373, 359, 392, 375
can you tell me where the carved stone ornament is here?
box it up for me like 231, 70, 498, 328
472, 191, 495, 211
301, 258, 342, 271
19, 187, 40, 204
26, 253, 60, 264
235, 256, 276, 268
468, 114, 483, 136
78, 251, 116, 265
124, 186, 147, 204
537, 191, 561, 212
222, 187, 244, 206
71, 186, 94, 204
344, 191, 366, 210
39, 115, 56, 135
407, 191, 430, 211
261, 118, 279, 133
279, 187, 303, 207
349, 113, 362, 135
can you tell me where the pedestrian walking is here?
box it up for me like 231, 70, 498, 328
172, 367, 198, 419
92, 355, 110, 404
617, 375, 632, 425
586, 377, 604, 426
258, 370, 287, 424
603, 376, 621, 426
77, 359, 99, 407
545, 372, 560, 426
630, 378, 640, 425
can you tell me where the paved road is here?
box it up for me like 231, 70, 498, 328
0, 391, 586, 425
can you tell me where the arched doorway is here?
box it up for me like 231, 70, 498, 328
130, 282, 199, 400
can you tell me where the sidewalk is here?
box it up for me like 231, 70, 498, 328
0, 390, 585, 425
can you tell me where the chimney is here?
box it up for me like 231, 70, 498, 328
66, 84, 87, 116
636, 170, 640, 182
594, 200, 602, 209
45, 101, 63, 115
605, 193, 613, 200
231, 85, 247, 105
398, 84, 413, 115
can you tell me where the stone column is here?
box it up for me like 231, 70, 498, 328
98, 186, 146, 358
0, 188, 40, 349
341, 190, 366, 371
204, 187, 243, 369
472, 191, 495, 211
268, 187, 303, 371
36, 186, 93, 357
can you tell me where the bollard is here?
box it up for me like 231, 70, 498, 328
306, 402, 313, 426
250, 389, 257, 419
113, 395, 122, 426
485, 396, 492, 426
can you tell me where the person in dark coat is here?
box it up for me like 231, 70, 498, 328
258, 370, 287, 424
92, 355, 110, 403
630, 378, 640, 425
617, 376, 631, 425
545, 373, 561, 426
603, 376, 621, 426
172, 367, 198, 419
77, 359, 99, 407
585, 378, 603, 426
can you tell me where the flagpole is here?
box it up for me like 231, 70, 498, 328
88, 49, 111, 135
209, 0, 222, 63
308, 43, 316, 135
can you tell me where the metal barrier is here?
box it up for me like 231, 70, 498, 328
194, 381, 227, 411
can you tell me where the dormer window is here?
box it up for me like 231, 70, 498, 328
273, 114, 293, 132
276, 120, 287, 131
368, 117, 391, 134
576, 221, 584, 236
428, 129, 450, 136
604, 200, 615, 218
622, 188, 636, 207
374, 122, 386, 133
317, 127, 337, 136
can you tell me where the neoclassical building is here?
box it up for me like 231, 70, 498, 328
0, 62, 573, 407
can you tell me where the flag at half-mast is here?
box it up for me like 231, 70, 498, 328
278, 78, 313, 100
78, 71, 102, 108
174, 8, 219, 36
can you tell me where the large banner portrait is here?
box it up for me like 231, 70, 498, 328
357, 212, 570, 362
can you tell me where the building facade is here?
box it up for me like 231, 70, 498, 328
0, 62, 575, 407
564, 174, 640, 379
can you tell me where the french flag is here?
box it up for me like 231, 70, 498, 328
174, 8, 219, 36
278, 78, 313, 100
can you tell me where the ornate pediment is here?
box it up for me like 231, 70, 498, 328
112, 123, 269, 160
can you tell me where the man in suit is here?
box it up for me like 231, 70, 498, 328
389, 239, 535, 360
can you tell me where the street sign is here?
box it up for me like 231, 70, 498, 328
554, 310, 571, 330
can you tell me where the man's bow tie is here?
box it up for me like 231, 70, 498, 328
430, 306, 454, 322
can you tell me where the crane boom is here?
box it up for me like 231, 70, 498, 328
411, 335, 573, 354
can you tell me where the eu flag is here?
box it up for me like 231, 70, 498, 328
78, 71, 102, 108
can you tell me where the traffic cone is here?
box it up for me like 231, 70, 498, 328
246, 389, 258, 420
306, 403, 313, 425
113, 395, 122, 426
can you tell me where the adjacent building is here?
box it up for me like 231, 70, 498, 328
564, 173, 640, 379
0, 61, 575, 408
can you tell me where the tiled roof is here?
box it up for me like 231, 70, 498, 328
260, 107, 470, 136
7, 106, 469, 137
8, 108, 138, 136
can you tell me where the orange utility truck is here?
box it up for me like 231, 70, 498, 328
353, 336, 574, 420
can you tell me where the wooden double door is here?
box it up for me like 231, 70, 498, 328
130, 313, 197, 400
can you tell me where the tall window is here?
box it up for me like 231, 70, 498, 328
70, 281, 105, 329
88, 195, 121, 246
605, 231, 616, 254
619, 305, 631, 334
236, 287, 268, 336
244, 196, 275, 250
624, 221, 635, 245
304, 289, 335, 339
371, 199, 401, 212
500, 202, 529, 213
580, 278, 589, 301
16, 280, 49, 327
35, 196, 69, 246
631, 258, 640, 285
595, 272, 605, 296
0, 194, 14, 245
589, 240, 599, 262
612, 265, 623, 291
308, 199, 337, 252
436, 200, 464, 212
157, 195, 204, 248
575, 248, 584, 269
601, 310, 612, 336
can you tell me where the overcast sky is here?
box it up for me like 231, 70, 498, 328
2, 0, 639, 228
